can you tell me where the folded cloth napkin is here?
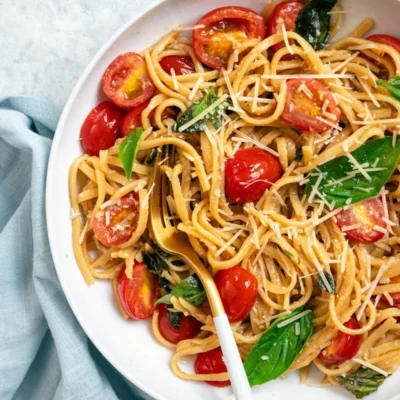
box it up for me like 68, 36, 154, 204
0, 96, 146, 400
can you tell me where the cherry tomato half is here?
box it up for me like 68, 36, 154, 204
93, 192, 139, 247
268, 1, 304, 55
215, 266, 258, 322
319, 315, 361, 364
157, 304, 202, 344
367, 34, 400, 54
159, 56, 196, 75
336, 197, 386, 244
118, 263, 159, 320
193, 7, 267, 70
225, 148, 282, 204
281, 79, 341, 133
194, 347, 230, 387
80, 101, 122, 156
120, 100, 150, 137
102, 52, 155, 108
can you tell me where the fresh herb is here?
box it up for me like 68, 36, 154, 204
306, 138, 400, 207
118, 128, 143, 180
337, 368, 387, 399
146, 148, 158, 165
166, 310, 183, 330
377, 76, 400, 102
295, 148, 304, 162
284, 250, 294, 258
316, 271, 336, 294
173, 88, 229, 133
295, 0, 338, 50
244, 307, 314, 386
142, 247, 172, 295
156, 275, 206, 307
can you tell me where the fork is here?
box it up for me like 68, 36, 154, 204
149, 146, 252, 400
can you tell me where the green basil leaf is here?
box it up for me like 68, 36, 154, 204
316, 271, 336, 294
337, 368, 387, 399
377, 76, 400, 102
306, 137, 400, 208
295, 148, 304, 162
146, 148, 158, 165
295, 0, 338, 50
244, 307, 314, 386
142, 248, 172, 295
173, 88, 229, 133
118, 128, 144, 181
167, 310, 183, 330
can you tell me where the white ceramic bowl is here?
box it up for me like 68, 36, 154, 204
46, 1, 400, 399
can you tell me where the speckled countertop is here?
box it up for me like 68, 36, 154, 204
0, 0, 155, 110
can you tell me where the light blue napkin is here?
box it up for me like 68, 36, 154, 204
0, 96, 145, 400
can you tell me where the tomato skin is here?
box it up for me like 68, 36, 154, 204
215, 266, 258, 322
102, 52, 155, 108
367, 34, 400, 53
381, 292, 400, 308
281, 79, 341, 133
318, 316, 362, 364
118, 263, 159, 320
119, 100, 150, 137
336, 197, 386, 244
159, 56, 196, 75
268, 1, 304, 55
80, 101, 122, 156
157, 304, 202, 344
194, 347, 231, 387
193, 6, 266, 70
93, 192, 139, 247
225, 148, 282, 204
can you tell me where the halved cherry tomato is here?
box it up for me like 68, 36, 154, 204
193, 7, 267, 70
120, 100, 150, 137
80, 101, 122, 156
194, 347, 230, 387
118, 263, 159, 320
281, 79, 341, 133
159, 56, 196, 75
225, 148, 282, 204
367, 34, 400, 54
93, 192, 139, 247
215, 266, 258, 322
268, 1, 304, 55
318, 315, 361, 364
157, 304, 202, 344
336, 197, 386, 244
102, 52, 155, 108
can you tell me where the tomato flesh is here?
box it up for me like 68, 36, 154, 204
93, 192, 139, 247
367, 34, 400, 54
193, 6, 266, 70
120, 100, 150, 137
281, 79, 341, 133
159, 56, 196, 75
157, 304, 201, 344
225, 148, 282, 204
336, 197, 386, 244
80, 101, 121, 156
118, 263, 159, 320
194, 347, 230, 387
318, 316, 361, 364
102, 52, 155, 108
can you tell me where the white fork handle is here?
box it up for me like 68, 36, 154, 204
214, 314, 252, 400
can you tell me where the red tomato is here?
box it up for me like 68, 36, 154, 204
159, 56, 196, 75
102, 52, 155, 108
336, 197, 386, 244
281, 79, 341, 133
118, 263, 159, 320
93, 192, 139, 247
319, 316, 361, 364
119, 100, 150, 137
367, 34, 400, 54
193, 7, 267, 70
268, 1, 304, 55
381, 292, 400, 308
214, 266, 258, 322
194, 347, 230, 387
225, 148, 282, 204
80, 101, 122, 156
157, 304, 202, 344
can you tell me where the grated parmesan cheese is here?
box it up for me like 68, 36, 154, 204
277, 310, 312, 328
352, 358, 389, 377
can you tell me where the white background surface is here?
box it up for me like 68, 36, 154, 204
0, 0, 153, 110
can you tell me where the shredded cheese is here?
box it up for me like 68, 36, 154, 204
261, 73, 354, 80
174, 24, 205, 31
352, 358, 389, 377
277, 310, 312, 328
331, 51, 360, 73
170, 68, 178, 91
142, 183, 155, 209
189, 76, 204, 101
281, 23, 294, 55
216, 229, 244, 256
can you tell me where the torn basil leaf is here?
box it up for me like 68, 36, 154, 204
295, 0, 338, 50
295, 148, 304, 162
142, 247, 172, 295
146, 148, 158, 165
377, 76, 400, 102
167, 310, 183, 330
118, 128, 143, 181
316, 271, 336, 294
